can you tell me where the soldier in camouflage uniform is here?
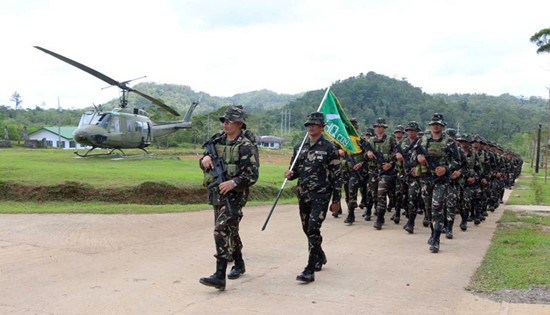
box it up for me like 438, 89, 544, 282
366, 117, 397, 230
199, 105, 259, 290
456, 134, 481, 232
285, 112, 342, 283
442, 128, 467, 239
361, 128, 376, 220
399, 121, 421, 233
342, 118, 368, 224
411, 113, 461, 253
470, 135, 490, 224
389, 125, 405, 223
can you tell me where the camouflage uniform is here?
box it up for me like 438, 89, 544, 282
199, 105, 259, 290
360, 128, 376, 220
400, 121, 421, 233
457, 134, 481, 232
343, 118, 368, 224
367, 117, 397, 230
441, 128, 467, 239
412, 113, 461, 253
390, 124, 408, 224
287, 112, 342, 281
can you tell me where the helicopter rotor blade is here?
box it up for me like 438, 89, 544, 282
34, 46, 124, 89
130, 88, 180, 116
35, 46, 180, 116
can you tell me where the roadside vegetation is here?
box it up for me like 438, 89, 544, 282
0, 147, 295, 213
468, 168, 550, 303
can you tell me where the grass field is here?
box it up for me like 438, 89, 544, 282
468, 167, 550, 294
0, 147, 296, 213
468, 210, 550, 292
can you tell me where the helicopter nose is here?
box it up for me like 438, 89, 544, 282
73, 126, 108, 146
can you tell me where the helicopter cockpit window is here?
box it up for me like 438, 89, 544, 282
110, 116, 120, 133
78, 111, 100, 127
127, 120, 133, 132
135, 121, 143, 132
96, 113, 111, 129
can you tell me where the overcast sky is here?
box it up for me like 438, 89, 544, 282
1, 0, 549, 110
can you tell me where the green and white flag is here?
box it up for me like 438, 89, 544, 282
320, 89, 362, 154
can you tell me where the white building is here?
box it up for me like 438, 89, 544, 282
257, 136, 284, 149
27, 126, 87, 149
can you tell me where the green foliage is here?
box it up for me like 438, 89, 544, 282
2, 72, 547, 154
468, 210, 550, 292
530, 28, 550, 54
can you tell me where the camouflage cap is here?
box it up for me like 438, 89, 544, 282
219, 105, 247, 129
365, 128, 375, 136
304, 111, 326, 127
446, 128, 457, 139
373, 117, 388, 128
456, 133, 470, 143
394, 125, 405, 134
429, 113, 446, 126
405, 121, 420, 132
350, 118, 359, 129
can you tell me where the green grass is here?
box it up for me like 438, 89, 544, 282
0, 198, 298, 214
507, 170, 550, 205
0, 147, 291, 188
467, 210, 550, 292
0, 147, 297, 213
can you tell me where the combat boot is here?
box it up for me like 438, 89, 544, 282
314, 251, 327, 271
199, 258, 227, 290
344, 209, 355, 224
227, 250, 246, 280
429, 230, 441, 253
446, 219, 454, 239
459, 214, 468, 231
422, 215, 430, 227
373, 209, 385, 230
296, 269, 315, 283
391, 210, 400, 224
404, 213, 416, 234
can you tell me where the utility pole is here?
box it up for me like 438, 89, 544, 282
536, 123, 541, 173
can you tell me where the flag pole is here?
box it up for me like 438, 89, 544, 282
261, 87, 331, 231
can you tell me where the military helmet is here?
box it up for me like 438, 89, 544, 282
350, 117, 359, 129
373, 117, 388, 128
428, 113, 446, 126
456, 133, 470, 143
394, 125, 405, 134
219, 105, 247, 129
446, 128, 457, 139
304, 111, 326, 127
405, 121, 420, 132
365, 128, 375, 136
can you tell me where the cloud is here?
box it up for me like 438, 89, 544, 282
1, 0, 549, 110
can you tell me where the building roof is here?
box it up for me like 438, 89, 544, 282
257, 136, 284, 143
28, 126, 77, 140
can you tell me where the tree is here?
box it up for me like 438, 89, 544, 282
10, 91, 23, 109
10, 92, 23, 110
530, 28, 550, 54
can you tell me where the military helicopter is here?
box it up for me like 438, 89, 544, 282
34, 46, 199, 157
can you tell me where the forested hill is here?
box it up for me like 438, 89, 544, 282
260, 71, 547, 148
110, 83, 300, 115
1, 71, 547, 153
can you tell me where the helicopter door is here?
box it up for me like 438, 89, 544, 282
143, 122, 151, 145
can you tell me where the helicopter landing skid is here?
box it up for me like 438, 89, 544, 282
74, 147, 152, 158
74, 147, 126, 158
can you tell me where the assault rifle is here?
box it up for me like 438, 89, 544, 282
412, 140, 447, 183
203, 135, 238, 215
365, 140, 390, 175
394, 141, 415, 174
344, 152, 365, 179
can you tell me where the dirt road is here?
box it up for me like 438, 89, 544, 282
1, 191, 548, 314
